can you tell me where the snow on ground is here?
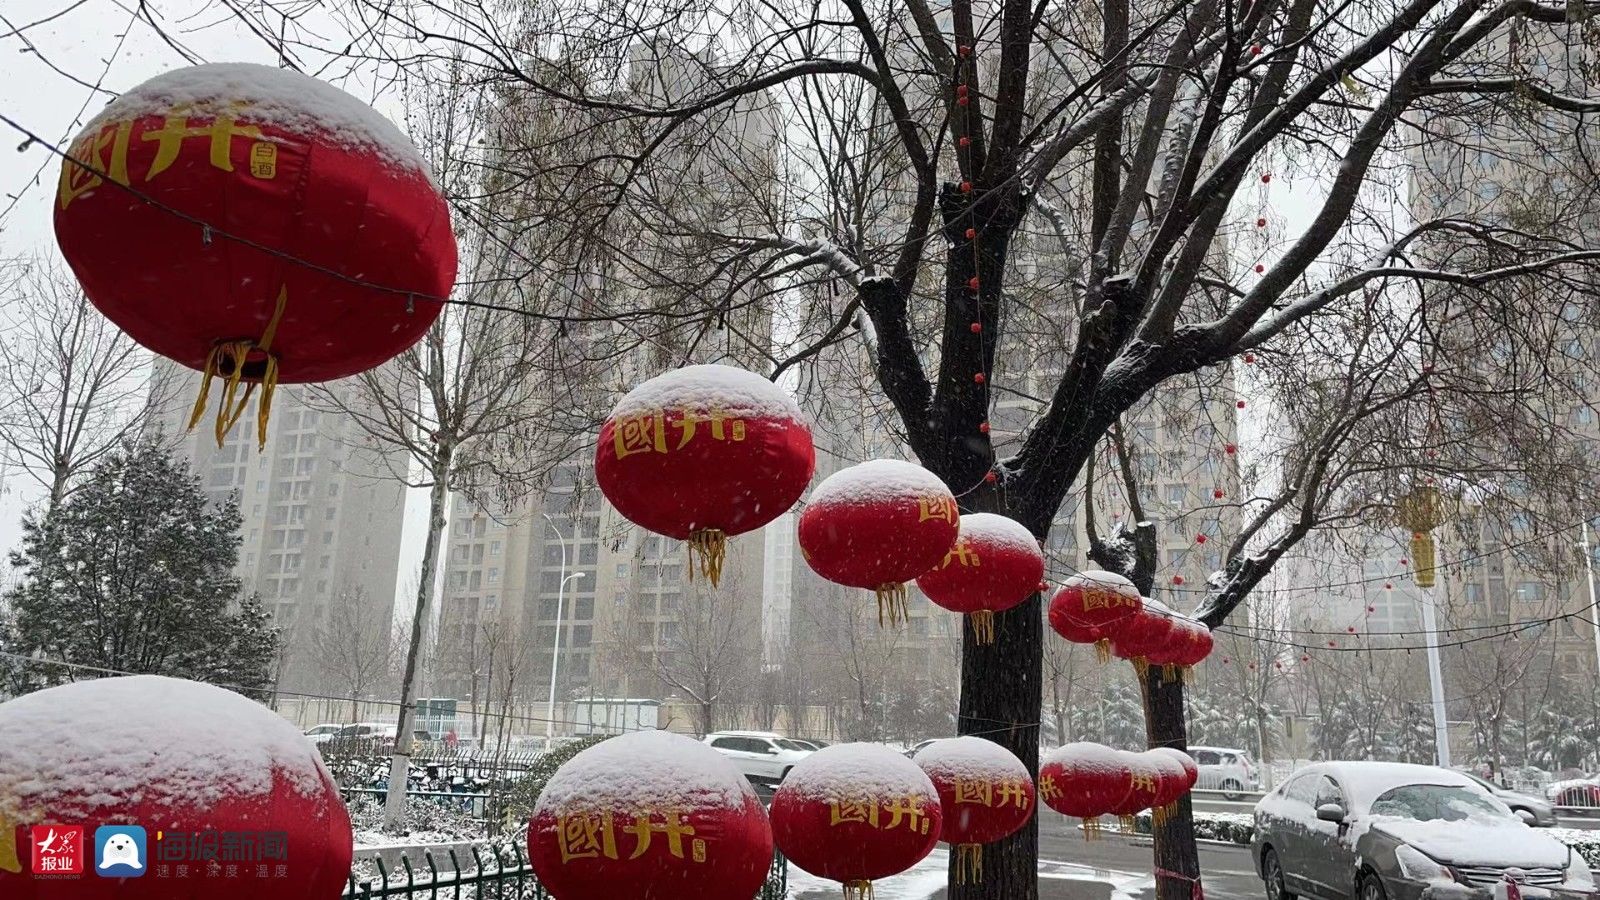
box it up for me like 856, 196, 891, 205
787, 847, 951, 900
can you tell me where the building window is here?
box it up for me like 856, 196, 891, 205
487, 568, 500, 585
1165, 484, 1186, 507
490, 541, 502, 556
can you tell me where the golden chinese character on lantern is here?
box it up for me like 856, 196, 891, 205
953, 778, 994, 807
557, 813, 620, 863
672, 407, 748, 449
624, 810, 697, 860
829, 799, 880, 828
917, 495, 958, 524
1130, 773, 1157, 794
613, 412, 669, 459
1038, 773, 1062, 802
942, 543, 982, 569
883, 796, 931, 834
995, 779, 1032, 810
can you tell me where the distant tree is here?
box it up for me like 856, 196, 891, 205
0, 255, 163, 511
311, 586, 400, 723
0, 439, 277, 696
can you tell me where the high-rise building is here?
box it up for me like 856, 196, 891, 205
430, 42, 781, 722
1406, 30, 1600, 685
149, 363, 405, 694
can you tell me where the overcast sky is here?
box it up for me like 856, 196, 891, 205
0, 0, 431, 616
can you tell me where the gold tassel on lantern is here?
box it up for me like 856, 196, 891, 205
955, 844, 984, 884
1120, 814, 1136, 833
687, 528, 728, 587
1082, 816, 1101, 841
875, 582, 909, 627
1096, 638, 1112, 663
971, 610, 996, 645
843, 879, 876, 900
186, 286, 287, 451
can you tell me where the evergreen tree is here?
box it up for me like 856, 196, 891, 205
0, 438, 278, 695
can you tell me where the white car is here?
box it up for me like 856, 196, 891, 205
1192, 744, 1259, 799
703, 731, 814, 785
304, 723, 344, 745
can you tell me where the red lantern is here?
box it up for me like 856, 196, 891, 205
1150, 747, 1199, 791
917, 514, 1044, 644
1106, 751, 1162, 829
53, 63, 455, 448
1145, 750, 1191, 823
0, 675, 351, 899
1049, 570, 1139, 634
597, 364, 815, 586
1162, 618, 1213, 678
1039, 742, 1132, 837
914, 737, 1033, 884
529, 731, 773, 900
1110, 597, 1177, 668
772, 744, 941, 898
798, 460, 960, 625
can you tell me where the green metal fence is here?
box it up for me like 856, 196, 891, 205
345, 843, 787, 899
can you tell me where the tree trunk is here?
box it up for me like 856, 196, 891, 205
382, 451, 451, 832
1147, 666, 1202, 900
949, 593, 1042, 900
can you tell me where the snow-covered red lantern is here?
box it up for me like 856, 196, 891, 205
1106, 751, 1163, 829
1144, 750, 1191, 825
1150, 748, 1199, 793
798, 460, 960, 625
913, 737, 1033, 883
1039, 743, 1132, 837
771, 744, 942, 899
1110, 598, 1178, 669
53, 64, 455, 448
1049, 571, 1142, 660
0, 676, 351, 898
528, 731, 773, 900
1047, 609, 1106, 660
1171, 620, 1215, 675
596, 365, 815, 585
915, 513, 1044, 644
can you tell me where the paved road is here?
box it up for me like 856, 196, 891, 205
786, 813, 1263, 900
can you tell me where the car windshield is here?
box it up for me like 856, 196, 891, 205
777, 740, 811, 751
1370, 785, 1508, 823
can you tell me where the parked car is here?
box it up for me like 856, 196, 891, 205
1252, 762, 1595, 900
1458, 771, 1556, 827
703, 731, 814, 785
1192, 745, 1259, 800
304, 723, 344, 745
905, 739, 952, 758
792, 739, 831, 751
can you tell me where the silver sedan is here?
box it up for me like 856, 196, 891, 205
1251, 762, 1595, 900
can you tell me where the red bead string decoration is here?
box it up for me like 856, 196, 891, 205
953, 40, 998, 488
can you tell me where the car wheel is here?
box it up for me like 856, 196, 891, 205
1360, 872, 1388, 900
1223, 780, 1246, 801
1263, 848, 1296, 900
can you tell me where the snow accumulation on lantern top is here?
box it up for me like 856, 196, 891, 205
914, 736, 1029, 783
609, 364, 805, 421
1062, 569, 1141, 600
806, 459, 953, 509
1044, 742, 1128, 777
535, 730, 760, 815
0, 675, 332, 822
782, 743, 939, 804
84, 62, 431, 176
951, 513, 1041, 555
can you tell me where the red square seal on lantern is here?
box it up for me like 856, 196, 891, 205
31, 825, 85, 877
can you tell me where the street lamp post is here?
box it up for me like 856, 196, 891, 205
1581, 520, 1600, 693
542, 514, 584, 749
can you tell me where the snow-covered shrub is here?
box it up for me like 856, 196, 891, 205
500, 735, 610, 831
